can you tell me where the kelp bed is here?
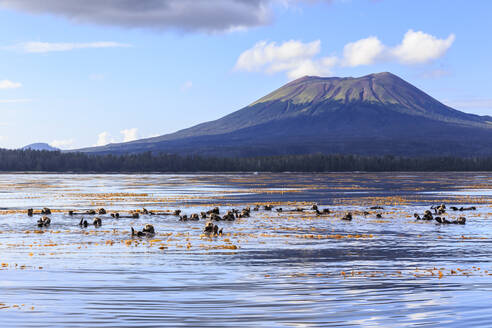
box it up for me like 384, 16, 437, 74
0, 172, 491, 327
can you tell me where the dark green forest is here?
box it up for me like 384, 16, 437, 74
2, 148, 492, 172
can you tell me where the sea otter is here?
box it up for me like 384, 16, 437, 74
341, 212, 353, 221
37, 216, 51, 227
93, 217, 102, 227
204, 221, 222, 235
131, 224, 155, 237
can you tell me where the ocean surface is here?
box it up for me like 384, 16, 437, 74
0, 172, 491, 327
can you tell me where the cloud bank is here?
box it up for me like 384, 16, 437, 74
235, 40, 337, 79
95, 132, 113, 147
0, 0, 338, 32
0, 0, 277, 32
10, 41, 131, 53
236, 30, 455, 79
95, 128, 139, 146
120, 128, 139, 142
0, 80, 22, 89
51, 139, 74, 149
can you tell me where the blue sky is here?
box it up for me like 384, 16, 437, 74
0, 0, 490, 149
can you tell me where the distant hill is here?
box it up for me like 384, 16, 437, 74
76, 72, 492, 157
22, 143, 59, 151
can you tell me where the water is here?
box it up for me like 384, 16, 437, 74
0, 172, 491, 327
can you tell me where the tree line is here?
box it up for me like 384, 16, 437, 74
1, 148, 492, 172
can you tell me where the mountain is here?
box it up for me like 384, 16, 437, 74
22, 143, 60, 151
77, 72, 492, 157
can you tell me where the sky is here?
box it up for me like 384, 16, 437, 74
0, 0, 490, 149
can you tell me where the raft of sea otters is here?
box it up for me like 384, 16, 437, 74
26, 202, 474, 236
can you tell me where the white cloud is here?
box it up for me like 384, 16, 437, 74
286, 57, 337, 79
120, 128, 139, 142
94, 128, 140, 146
235, 30, 455, 79
0, 80, 22, 89
342, 36, 385, 67
235, 40, 337, 79
51, 139, 74, 149
0, 98, 31, 103
181, 81, 193, 92
391, 30, 455, 64
236, 40, 320, 71
95, 131, 112, 146
10, 41, 131, 53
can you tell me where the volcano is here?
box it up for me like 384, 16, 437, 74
78, 72, 492, 157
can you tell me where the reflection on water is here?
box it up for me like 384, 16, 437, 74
0, 172, 491, 327
428, 189, 492, 196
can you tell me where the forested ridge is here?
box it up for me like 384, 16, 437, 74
2, 148, 492, 172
